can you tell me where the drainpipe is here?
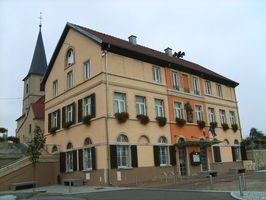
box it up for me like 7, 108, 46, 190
103, 47, 112, 185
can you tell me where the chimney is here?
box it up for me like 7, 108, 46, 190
164, 47, 172, 56
128, 35, 137, 45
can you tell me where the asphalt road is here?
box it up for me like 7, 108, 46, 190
76, 189, 235, 200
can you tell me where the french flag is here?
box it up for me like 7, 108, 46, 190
209, 127, 217, 137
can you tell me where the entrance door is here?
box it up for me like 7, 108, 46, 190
178, 138, 188, 176
200, 146, 209, 171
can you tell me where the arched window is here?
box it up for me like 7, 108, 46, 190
84, 138, 93, 170
224, 139, 230, 145
66, 48, 74, 66
234, 139, 239, 145
158, 136, 169, 166
66, 142, 73, 172
52, 145, 58, 153
117, 135, 128, 143
84, 137, 92, 146
117, 134, 129, 168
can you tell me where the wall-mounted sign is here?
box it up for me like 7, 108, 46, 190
190, 151, 201, 166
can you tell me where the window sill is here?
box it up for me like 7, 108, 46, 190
159, 164, 171, 167
117, 167, 133, 170
83, 169, 93, 172
65, 170, 74, 173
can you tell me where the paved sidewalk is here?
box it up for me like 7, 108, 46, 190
231, 191, 266, 200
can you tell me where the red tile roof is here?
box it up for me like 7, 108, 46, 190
31, 96, 45, 119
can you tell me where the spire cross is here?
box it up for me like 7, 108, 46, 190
39, 12, 42, 29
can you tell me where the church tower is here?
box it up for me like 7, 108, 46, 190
16, 23, 47, 143
22, 24, 47, 114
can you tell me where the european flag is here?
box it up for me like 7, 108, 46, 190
209, 127, 216, 137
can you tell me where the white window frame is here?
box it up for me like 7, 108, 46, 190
67, 71, 73, 89
158, 137, 169, 166
219, 109, 226, 124
114, 92, 126, 113
84, 147, 92, 170
117, 135, 129, 168
83, 96, 92, 116
66, 48, 74, 67
67, 104, 73, 122
171, 71, 179, 90
52, 112, 58, 128
229, 111, 236, 125
205, 81, 212, 95
174, 101, 183, 119
136, 96, 146, 115
53, 80, 58, 97
192, 77, 200, 95
208, 108, 215, 123
195, 105, 204, 121
216, 84, 223, 98
152, 66, 161, 83
66, 151, 73, 172
84, 61, 91, 80
155, 99, 164, 117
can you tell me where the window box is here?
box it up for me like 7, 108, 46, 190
222, 123, 229, 131
232, 124, 238, 132
197, 120, 206, 129
156, 117, 167, 127
49, 127, 57, 135
176, 118, 186, 127
210, 122, 218, 128
115, 112, 129, 123
64, 121, 74, 129
83, 115, 92, 126
136, 114, 150, 125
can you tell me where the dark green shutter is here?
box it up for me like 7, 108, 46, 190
73, 150, 77, 171
153, 146, 160, 166
241, 146, 247, 160
48, 113, 52, 130
56, 109, 61, 129
92, 146, 96, 170
78, 149, 83, 171
213, 146, 221, 162
78, 99, 83, 123
131, 145, 138, 168
91, 93, 96, 118
169, 146, 176, 166
231, 147, 236, 161
60, 152, 66, 172
72, 102, 76, 123
110, 145, 117, 169
62, 107, 66, 127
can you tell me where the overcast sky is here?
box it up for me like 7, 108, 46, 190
0, 0, 265, 138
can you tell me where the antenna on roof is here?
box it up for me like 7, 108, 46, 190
39, 12, 42, 30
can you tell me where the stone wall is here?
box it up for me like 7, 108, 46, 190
246, 150, 266, 170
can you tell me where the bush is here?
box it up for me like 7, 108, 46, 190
83, 115, 92, 126
115, 112, 129, 123
232, 124, 238, 132
197, 120, 206, 129
0, 137, 5, 142
156, 117, 167, 127
222, 123, 229, 131
136, 114, 150, 125
210, 122, 217, 128
49, 127, 57, 135
7, 136, 20, 143
64, 121, 74, 129
176, 118, 186, 127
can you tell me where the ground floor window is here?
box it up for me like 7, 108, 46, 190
159, 146, 169, 166
117, 145, 129, 168
84, 148, 92, 170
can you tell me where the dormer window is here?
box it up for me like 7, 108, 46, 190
66, 48, 74, 67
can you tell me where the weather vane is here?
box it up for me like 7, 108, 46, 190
39, 12, 42, 29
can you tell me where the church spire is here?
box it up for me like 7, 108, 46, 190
23, 16, 47, 80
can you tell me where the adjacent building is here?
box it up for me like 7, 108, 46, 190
41, 23, 242, 186
16, 25, 47, 143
